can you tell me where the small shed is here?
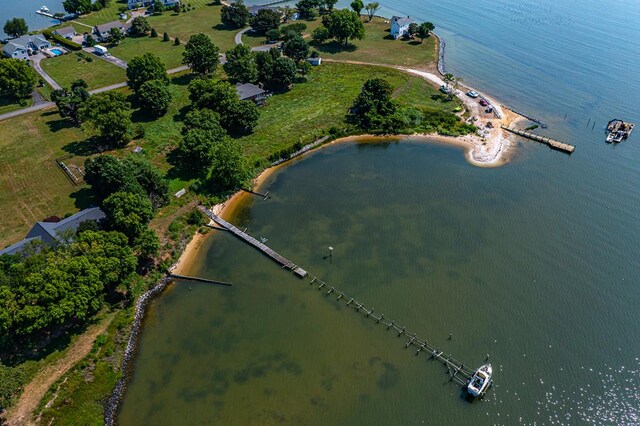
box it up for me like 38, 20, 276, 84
307, 57, 322, 66
94, 45, 108, 55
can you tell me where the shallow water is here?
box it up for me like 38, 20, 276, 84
0, 0, 65, 36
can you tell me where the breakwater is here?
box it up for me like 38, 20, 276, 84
104, 276, 173, 426
434, 31, 446, 75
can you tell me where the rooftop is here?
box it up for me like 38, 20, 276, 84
236, 82, 267, 101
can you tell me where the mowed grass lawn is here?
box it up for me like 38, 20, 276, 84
109, 36, 185, 69
313, 17, 436, 68
0, 95, 33, 115
0, 63, 455, 247
143, 2, 238, 52
41, 52, 126, 90
239, 62, 455, 161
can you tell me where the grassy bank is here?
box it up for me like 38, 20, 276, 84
109, 36, 186, 69
41, 53, 127, 90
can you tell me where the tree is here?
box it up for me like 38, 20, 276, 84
102, 191, 154, 242
178, 129, 218, 170
408, 22, 418, 37
108, 27, 125, 45
126, 52, 168, 92
3, 18, 28, 38
349, 78, 397, 130
133, 228, 160, 262
221, 1, 250, 28
296, 0, 320, 18
163, 31, 170, 41
174, 37, 181, 45
173, 3, 181, 13
322, 0, 338, 12
138, 79, 172, 116
0, 59, 38, 99
84, 155, 141, 200
182, 33, 220, 75
364, 2, 380, 22
249, 8, 281, 33
183, 108, 225, 135
51, 79, 90, 126
282, 34, 310, 62
223, 44, 258, 83
282, 6, 295, 22
151, 28, 158, 37
311, 26, 329, 43
85, 34, 96, 46
126, 156, 170, 209
225, 100, 260, 133
265, 28, 280, 43
350, 0, 364, 15
416, 22, 435, 42
280, 23, 307, 37
209, 140, 249, 191
62, 0, 92, 14
80, 92, 132, 145
322, 9, 365, 45
131, 16, 151, 36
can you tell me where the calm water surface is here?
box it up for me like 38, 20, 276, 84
120, 0, 640, 424
0, 0, 65, 36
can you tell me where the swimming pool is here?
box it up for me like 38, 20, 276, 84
50, 48, 64, 56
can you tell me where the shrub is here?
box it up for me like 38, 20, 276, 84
163, 32, 170, 42
174, 37, 181, 46
150, 28, 158, 37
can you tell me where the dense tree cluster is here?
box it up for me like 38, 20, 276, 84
221, 0, 250, 28
349, 78, 397, 131
0, 230, 136, 346
178, 109, 227, 171
126, 53, 172, 116
80, 92, 133, 145
321, 9, 365, 45
0, 58, 38, 99
223, 44, 258, 83
62, 0, 92, 14
295, 0, 338, 18
3, 18, 28, 38
182, 33, 220, 75
51, 79, 90, 126
249, 8, 281, 33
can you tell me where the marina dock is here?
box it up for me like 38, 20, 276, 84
501, 125, 575, 154
199, 206, 477, 388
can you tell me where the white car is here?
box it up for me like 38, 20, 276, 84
466, 90, 479, 98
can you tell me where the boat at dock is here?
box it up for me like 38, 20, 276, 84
467, 364, 492, 398
606, 119, 635, 143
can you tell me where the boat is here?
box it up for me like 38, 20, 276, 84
467, 364, 492, 398
39, 5, 51, 13
606, 119, 635, 143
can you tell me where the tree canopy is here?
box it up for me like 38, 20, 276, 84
209, 139, 249, 191
350, 0, 364, 15
130, 16, 151, 36
364, 2, 380, 21
62, 0, 92, 14
349, 78, 398, 131
182, 33, 220, 75
322, 9, 365, 45
138, 79, 172, 116
249, 8, 281, 33
102, 191, 154, 243
282, 34, 310, 62
3, 18, 28, 38
51, 79, 90, 126
126, 52, 168, 92
0, 58, 38, 99
223, 44, 258, 83
80, 92, 133, 145
221, 1, 250, 28
108, 27, 125, 45
416, 22, 435, 42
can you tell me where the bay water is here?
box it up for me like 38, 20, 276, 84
0, 0, 65, 37
118, 0, 640, 424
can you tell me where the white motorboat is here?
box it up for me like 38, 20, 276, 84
467, 364, 492, 397
40, 5, 51, 13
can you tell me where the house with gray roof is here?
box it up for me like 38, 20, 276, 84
53, 26, 77, 39
236, 83, 268, 105
390, 16, 415, 39
0, 207, 106, 256
94, 21, 132, 41
2, 34, 51, 60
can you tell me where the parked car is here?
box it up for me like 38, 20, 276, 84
466, 90, 479, 98
479, 99, 488, 107
440, 85, 451, 94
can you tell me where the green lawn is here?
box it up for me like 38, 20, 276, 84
41, 52, 127, 90
109, 35, 186, 69
238, 62, 455, 163
243, 18, 324, 48
74, 1, 125, 27
140, 2, 238, 52
312, 17, 436, 68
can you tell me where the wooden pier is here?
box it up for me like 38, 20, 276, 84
169, 273, 232, 286
198, 206, 479, 388
199, 206, 308, 278
502, 125, 575, 154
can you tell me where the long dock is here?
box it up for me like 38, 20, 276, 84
198, 206, 479, 388
502, 125, 575, 154
168, 273, 232, 286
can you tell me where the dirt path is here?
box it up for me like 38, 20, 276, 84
4, 313, 116, 426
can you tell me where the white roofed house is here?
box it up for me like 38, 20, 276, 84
390, 16, 415, 40
2, 34, 51, 60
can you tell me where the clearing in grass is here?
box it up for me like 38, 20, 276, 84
41, 52, 127, 90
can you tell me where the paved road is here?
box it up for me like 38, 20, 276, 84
84, 47, 128, 69
235, 27, 250, 45
31, 54, 62, 90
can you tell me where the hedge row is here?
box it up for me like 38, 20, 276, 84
42, 29, 83, 51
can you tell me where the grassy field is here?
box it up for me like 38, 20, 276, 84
312, 17, 436, 68
109, 35, 186, 69
74, 1, 125, 27
0, 63, 456, 248
41, 52, 127, 90
0, 95, 33, 115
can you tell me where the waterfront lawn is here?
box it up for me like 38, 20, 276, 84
75, 1, 124, 27
41, 53, 127, 90
239, 62, 454, 162
109, 36, 186, 69
313, 17, 436, 68
143, 2, 238, 52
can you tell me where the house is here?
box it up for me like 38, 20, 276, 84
236, 83, 268, 105
53, 26, 76, 39
0, 208, 106, 256
127, 0, 152, 9
2, 34, 51, 60
390, 16, 415, 39
94, 21, 132, 41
